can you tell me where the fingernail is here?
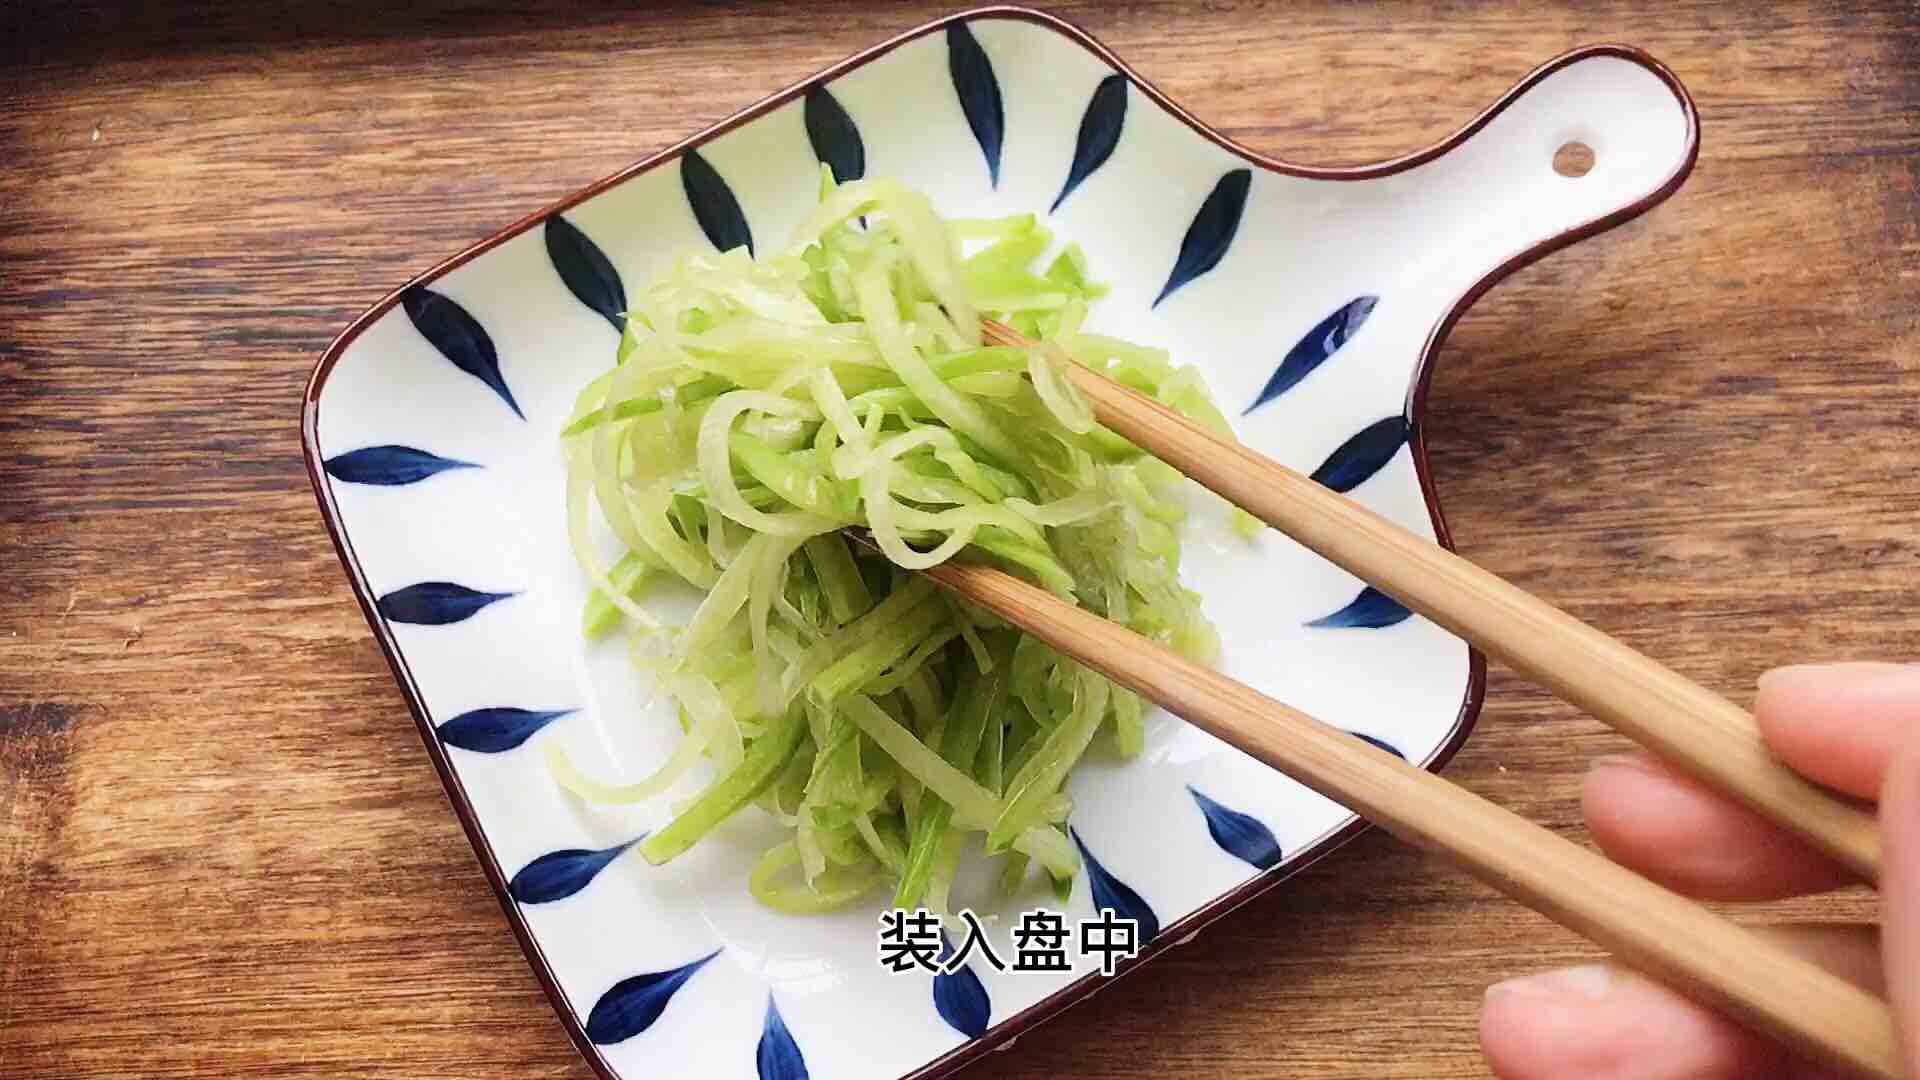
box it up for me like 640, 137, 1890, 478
1487, 964, 1614, 1002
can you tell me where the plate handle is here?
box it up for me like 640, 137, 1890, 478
1406, 47, 1699, 280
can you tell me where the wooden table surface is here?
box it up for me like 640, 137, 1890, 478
3, 2, 1915, 1076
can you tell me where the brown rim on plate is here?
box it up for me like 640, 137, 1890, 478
301, 8, 1698, 1079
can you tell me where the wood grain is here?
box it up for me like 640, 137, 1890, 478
1, 2, 1914, 1078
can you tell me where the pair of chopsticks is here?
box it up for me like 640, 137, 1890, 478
916, 320, 1894, 1078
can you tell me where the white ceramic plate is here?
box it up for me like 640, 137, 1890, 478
303, 10, 1696, 1079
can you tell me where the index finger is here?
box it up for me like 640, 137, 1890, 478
1756, 662, 1920, 800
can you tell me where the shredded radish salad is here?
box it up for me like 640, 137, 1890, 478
558, 173, 1257, 914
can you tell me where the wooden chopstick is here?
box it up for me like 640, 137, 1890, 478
878, 543, 1901, 1079
983, 319, 1881, 884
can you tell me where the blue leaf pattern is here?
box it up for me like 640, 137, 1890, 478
1309, 416, 1409, 494
933, 931, 991, 1039
509, 839, 639, 904
1154, 169, 1252, 307
1350, 731, 1406, 759
946, 24, 1004, 186
682, 150, 754, 256
545, 214, 627, 332
1187, 785, 1282, 870
804, 87, 865, 184
757, 995, 809, 1080
1070, 828, 1159, 944
376, 582, 515, 626
437, 707, 574, 753
1246, 295, 1378, 412
585, 949, 721, 1046
1052, 74, 1126, 212
1306, 586, 1411, 630
322, 445, 477, 486
400, 286, 523, 420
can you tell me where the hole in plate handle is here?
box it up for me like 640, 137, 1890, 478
1553, 141, 1595, 178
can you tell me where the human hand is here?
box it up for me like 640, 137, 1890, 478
1480, 662, 1920, 1079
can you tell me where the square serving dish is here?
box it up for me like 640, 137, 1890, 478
302, 9, 1695, 1079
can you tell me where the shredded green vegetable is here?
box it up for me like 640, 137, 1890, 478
556, 171, 1254, 915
